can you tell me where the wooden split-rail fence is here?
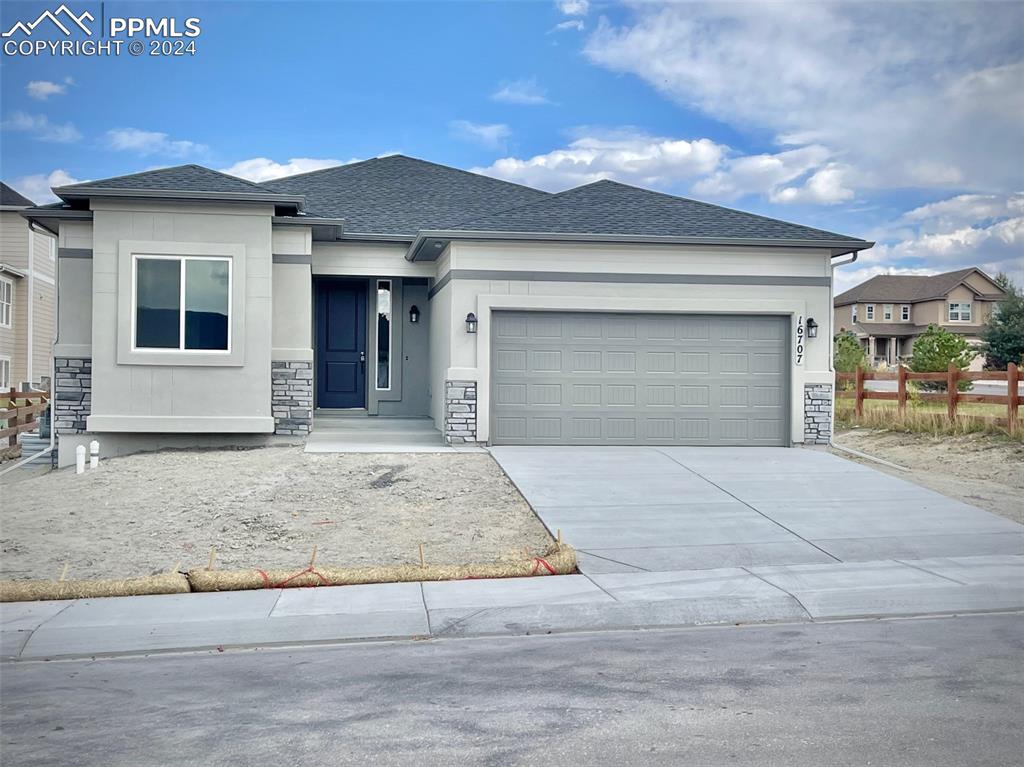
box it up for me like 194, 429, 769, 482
1, 388, 50, 461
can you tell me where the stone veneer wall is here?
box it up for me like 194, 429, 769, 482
444, 379, 479, 444
53, 357, 92, 434
804, 383, 833, 445
272, 360, 313, 436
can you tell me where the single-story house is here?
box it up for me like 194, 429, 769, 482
833, 268, 1005, 370
19, 155, 872, 466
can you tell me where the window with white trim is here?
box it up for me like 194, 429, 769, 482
0, 356, 10, 389
133, 255, 231, 351
865, 304, 875, 320
883, 304, 893, 320
0, 276, 12, 329
948, 302, 972, 322
901, 304, 910, 321
852, 305, 858, 323
376, 279, 392, 390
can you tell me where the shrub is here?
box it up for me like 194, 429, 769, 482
833, 331, 865, 390
907, 324, 972, 391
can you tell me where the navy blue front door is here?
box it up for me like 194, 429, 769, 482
316, 280, 367, 409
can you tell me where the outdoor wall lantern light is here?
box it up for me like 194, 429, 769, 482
465, 312, 478, 334
409, 305, 420, 323
806, 318, 819, 338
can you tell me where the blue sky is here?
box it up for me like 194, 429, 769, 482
1, 0, 1021, 291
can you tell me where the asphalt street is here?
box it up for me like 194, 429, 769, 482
2, 613, 1021, 766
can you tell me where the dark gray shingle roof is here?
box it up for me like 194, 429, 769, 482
453, 179, 865, 243
57, 164, 275, 195
834, 268, 1004, 306
1, 182, 34, 207
262, 155, 550, 235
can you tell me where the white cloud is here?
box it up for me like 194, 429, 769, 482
837, 191, 1024, 293
556, 0, 588, 16
771, 164, 855, 206
1, 112, 80, 142
473, 129, 725, 191
552, 19, 584, 32
693, 144, 832, 201
220, 157, 347, 182
449, 120, 511, 150
585, 4, 1024, 195
26, 77, 73, 100
9, 169, 84, 203
105, 128, 207, 158
491, 78, 551, 105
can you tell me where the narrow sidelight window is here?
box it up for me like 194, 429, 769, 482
376, 279, 392, 390
133, 255, 230, 352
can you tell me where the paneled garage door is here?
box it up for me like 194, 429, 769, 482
490, 311, 789, 446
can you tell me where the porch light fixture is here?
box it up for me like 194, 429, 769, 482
409, 305, 420, 323
806, 318, 819, 338
465, 312, 478, 334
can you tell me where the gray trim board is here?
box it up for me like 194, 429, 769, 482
54, 186, 305, 209
272, 254, 312, 264
428, 269, 830, 299
408, 230, 874, 261
58, 248, 92, 259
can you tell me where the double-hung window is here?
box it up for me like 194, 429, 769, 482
0, 276, 12, 329
901, 304, 910, 321
0, 356, 10, 389
852, 305, 858, 323
133, 255, 231, 352
883, 304, 893, 321
865, 305, 875, 321
948, 302, 972, 322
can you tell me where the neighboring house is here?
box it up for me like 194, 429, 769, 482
1, 182, 57, 392
833, 268, 1006, 370
19, 156, 872, 466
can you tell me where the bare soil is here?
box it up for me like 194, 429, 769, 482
832, 429, 1024, 524
0, 447, 553, 581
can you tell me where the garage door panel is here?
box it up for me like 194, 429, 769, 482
491, 311, 788, 446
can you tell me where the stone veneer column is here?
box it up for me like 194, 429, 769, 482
53, 357, 91, 434
444, 379, 479, 444
272, 361, 313, 436
803, 383, 833, 444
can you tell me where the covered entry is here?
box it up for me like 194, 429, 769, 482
489, 311, 789, 446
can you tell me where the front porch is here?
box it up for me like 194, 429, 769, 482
304, 414, 483, 453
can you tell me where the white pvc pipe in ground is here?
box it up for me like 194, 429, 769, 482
89, 440, 99, 469
75, 445, 86, 475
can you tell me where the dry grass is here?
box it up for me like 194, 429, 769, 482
836, 400, 1021, 440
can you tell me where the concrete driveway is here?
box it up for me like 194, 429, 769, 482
489, 447, 1024, 573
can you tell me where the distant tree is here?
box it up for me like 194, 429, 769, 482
908, 324, 973, 391
834, 332, 866, 373
983, 276, 1024, 369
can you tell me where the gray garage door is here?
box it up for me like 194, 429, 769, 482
490, 311, 789, 446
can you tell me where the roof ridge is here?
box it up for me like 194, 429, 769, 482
260, 156, 379, 186
57, 163, 271, 193
450, 177, 592, 228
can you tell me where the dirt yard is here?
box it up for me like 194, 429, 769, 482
833, 429, 1024, 524
0, 447, 553, 581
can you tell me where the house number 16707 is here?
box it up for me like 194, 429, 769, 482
794, 314, 805, 365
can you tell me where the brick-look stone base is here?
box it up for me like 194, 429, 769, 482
272, 361, 313, 435
804, 383, 833, 444
445, 379, 480, 444
54, 357, 91, 434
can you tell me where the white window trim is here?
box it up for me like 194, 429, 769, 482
131, 253, 233, 354
375, 278, 392, 391
852, 305, 858, 323
0, 275, 13, 329
901, 304, 910, 321
947, 302, 972, 322
865, 304, 875, 320
0, 355, 10, 389
883, 303, 893, 320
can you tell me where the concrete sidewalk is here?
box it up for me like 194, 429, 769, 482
3, 554, 1021, 660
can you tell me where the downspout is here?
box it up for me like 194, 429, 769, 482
0, 223, 57, 475
826, 251, 908, 471
26, 224, 34, 385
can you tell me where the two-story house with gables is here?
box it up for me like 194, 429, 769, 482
833, 268, 1006, 370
